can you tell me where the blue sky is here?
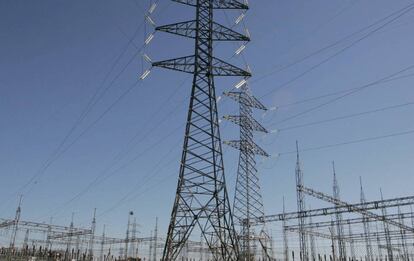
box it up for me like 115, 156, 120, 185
1, 0, 414, 242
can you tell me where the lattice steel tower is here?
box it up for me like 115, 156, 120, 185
295, 143, 308, 261
332, 163, 346, 261
152, 0, 251, 260
223, 82, 270, 260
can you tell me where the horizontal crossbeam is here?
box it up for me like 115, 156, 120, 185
157, 21, 250, 41
224, 140, 269, 157
173, 0, 248, 9
153, 55, 251, 77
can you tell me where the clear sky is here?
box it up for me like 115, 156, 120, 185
1, 0, 414, 242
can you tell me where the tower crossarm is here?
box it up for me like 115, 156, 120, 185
300, 186, 414, 233
285, 212, 414, 230
224, 140, 269, 157
47, 230, 92, 240
0, 220, 15, 228
153, 55, 251, 77
258, 195, 414, 223
157, 21, 250, 41
285, 226, 353, 242
173, 0, 248, 9
223, 91, 267, 110
223, 115, 268, 133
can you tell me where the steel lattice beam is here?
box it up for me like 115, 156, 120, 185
300, 186, 414, 233
257, 195, 414, 223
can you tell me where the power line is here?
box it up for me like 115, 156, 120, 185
2, 2, 165, 208
252, 2, 414, 90
276, 72, 414, 108
2, 20, 148, 207
272, 64, 414, 126
279, 129, 414, 156
278, 101, 414, 132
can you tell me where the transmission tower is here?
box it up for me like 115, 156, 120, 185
282, 197, 289, 261
10, 195, 22, 250
223, 81, 270, 260
88, 208, 96, 260
308, 215, 316, 261
346, 221, 356, 261
380, 189, 393, 261
295, 143, 308, 261
360, 177, 373, 261
153, 217, 158, 261
397, 206, 409, 260
332, 163, 346, 261
125, 211, 133, 260
152, 0, 250, 260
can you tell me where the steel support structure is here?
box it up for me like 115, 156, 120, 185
224, 81, 270, 260
380, 191, 393, 261
9, 196, 22, 250
282, 198, 289, 261
360, 178, 374, 261
152, 0, 250, 260
295, 144, 309, 261
332, 164, 346, 261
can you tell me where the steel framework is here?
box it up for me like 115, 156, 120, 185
224, 82, 270, 261
152, 0, 250, 260
295, 145, 308, 261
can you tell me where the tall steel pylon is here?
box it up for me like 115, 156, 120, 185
223, 81, 270, 260
152, 0, 251, 260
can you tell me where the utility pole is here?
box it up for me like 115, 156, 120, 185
67, 212, 75, 253
347, 221, 356, 261
380, 189, 393, 261
308, 214, 316, 261
23, 229, 29, 249
375, 222, 383, 261
410, 206, 414, 261
360, 177, 373, 261
46, 217, 53, 251
295, 142, 308, 261
125, 211, 133, 260
10, 195, 22, 250
283, 197, 289, 261
100, 225, 106, 261
224, 80, 270, 260
397, 206, 408, 260
329, 220, 337, 261
332, 163, 346, 261
152, 0, 250, 260
153, 217, 158, 261
149, 230, 153, 261
131, 218, 137, 259
89, 208, 96, 260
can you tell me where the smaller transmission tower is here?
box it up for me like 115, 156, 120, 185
282, 197, 289, 261
153, 217, 159, 261
88, 208, 96, 260
295, 143, 308, 261
360, 177, 373, 261
332, 163, 346, 261
10, 195, 22, 250
380, 189, 393, 261
125, 211, 133, 260
224, 81, 270, 260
